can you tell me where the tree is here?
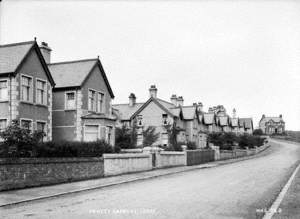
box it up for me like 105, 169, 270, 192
143, 126, 160, 147
165, 122, 182, 151
0, 120, 44, 157
253, 129, 263, 136
115, 124, 137, 149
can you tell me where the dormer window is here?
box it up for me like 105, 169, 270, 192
162, 114, 168, 125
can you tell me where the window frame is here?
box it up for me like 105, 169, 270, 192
65, 91, 76, 110
0, 118, 8, 132
20, 74, 33, 103
0, 79, 8, 102
20, 118, 33, 132
36, 120, 47, 141
88, 89, 97, 112
83, 124, 100, 142
35, 78, 48, 106
97, 92, 105, 113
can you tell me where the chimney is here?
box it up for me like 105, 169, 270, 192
262, 114, 265, 118
208, 107, 214, 113
129, 93, 136, 107
198, 102, 203, 112
232, 108, 236, 118
177, 96, 184, 106
39, 42, 51, 64
170, 94, 177, 106
279, 114, 282, 118
149, 85, 157, 98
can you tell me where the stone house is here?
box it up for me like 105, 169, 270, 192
259, 114, 285, 135
239, 118, 254, 134
47, 48, 116, 144
113, 85, 207, 148
0, 40, 55, 141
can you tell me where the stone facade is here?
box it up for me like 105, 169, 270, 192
0, 157, 104, 191
259, 114, 285, 135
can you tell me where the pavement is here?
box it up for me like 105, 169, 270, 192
2, 140, 300, 219
272, 141, 300, 219
0, 144, 271, 208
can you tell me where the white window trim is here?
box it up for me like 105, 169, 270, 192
20, 118, 33, 132
97, 91, 105, 113
0, 79, 8, 102
83, 124, 100, 141
0, 118, 8, 130
65, 91, 76, 110
88, 88, 98, 112
36, 120, 47, 140
35, 77, 48, 106
20, 74, 34, 103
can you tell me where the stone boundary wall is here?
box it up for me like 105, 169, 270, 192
103, 153, 152, 176
155, 151, 187, 168
186, 149, 215, 166
0, 157, 104, 191
120, 149, 144, 153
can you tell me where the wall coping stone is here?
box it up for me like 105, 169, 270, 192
103, 153, 150, 159
0, 157, 103, 165
159, 151, 185, 155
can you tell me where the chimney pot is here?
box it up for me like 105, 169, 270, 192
149, 85, 158, 98
177, 96, 184, 106
129, 93, 136, 107
170, 94, 177, 106
39, 42, 51, 64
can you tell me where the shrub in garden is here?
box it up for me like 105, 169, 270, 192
186, 141, 197, 150
253, 129, 263, 136
143, 126, 160, 147
115, 125, 137, 149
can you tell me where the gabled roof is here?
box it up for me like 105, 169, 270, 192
260, 116, 284, 124
49, 59, 114, 97
203, 113, 215, 125
112, 102, 144, 121
230, 118, 239, 127
239, 118, 253, 129
0, 41, 55, 86
130, 97, 177, 120
180, 106, 197, 120
218, 116, 229, 126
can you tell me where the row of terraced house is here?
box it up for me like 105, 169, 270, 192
0, 40, 253, 148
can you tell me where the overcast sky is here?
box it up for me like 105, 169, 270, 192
1, 0, 300, 130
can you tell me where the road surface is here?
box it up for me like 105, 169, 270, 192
1, 139, 300, 219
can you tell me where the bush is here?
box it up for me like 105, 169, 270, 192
207, 132, 237, 150
143, 126, 159, 147
115, 125, 137, 149
238, 134, 265, 149
186, 141, 197, 150
253, 129, 263, 136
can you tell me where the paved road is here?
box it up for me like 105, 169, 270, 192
1, 140, 300, 219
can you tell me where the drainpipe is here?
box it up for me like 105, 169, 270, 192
9, 74, 12, 123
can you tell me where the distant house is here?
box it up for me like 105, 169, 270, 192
259, 114, 285, 135
48, 52, 116, 144
0, 40, 55, 141
113, 85, 207, 148
239, 118, 254, 134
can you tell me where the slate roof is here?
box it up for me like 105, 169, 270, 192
112, 103, 144, 121
239, 118, 253, 129
230, 118, 239, 127
218, 116, 229, 126
0, 41, 55, 86
203, 113, 215, 125
48, 59, 114, 97
260, 117, 284, 124
180, 106, 196, 120
0, 41, 34, 74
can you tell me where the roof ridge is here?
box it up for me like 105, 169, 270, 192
155, 97, 174, 106
48, 58, 98, 65
113, 102, 145, 106
0, 41, 35, 48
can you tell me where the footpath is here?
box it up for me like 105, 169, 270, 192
0, 144, 272, 208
